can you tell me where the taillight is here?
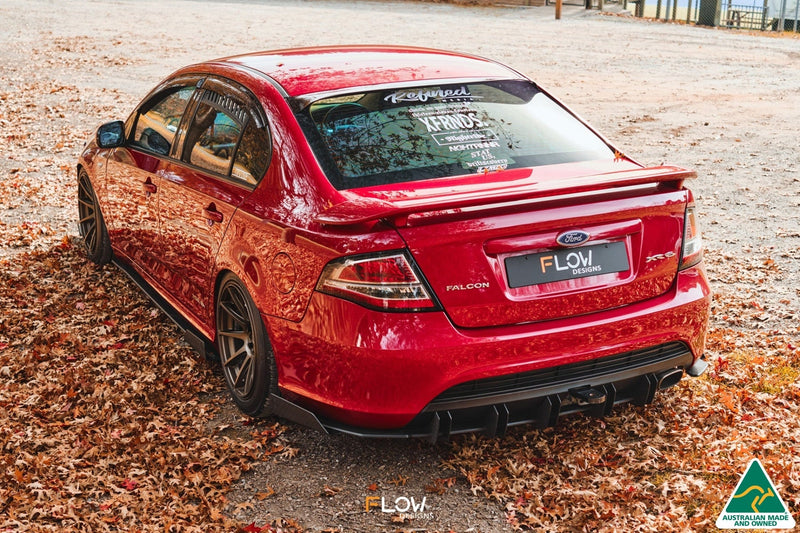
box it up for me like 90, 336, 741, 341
316, 251, 439, 311
679, 204, 703, 270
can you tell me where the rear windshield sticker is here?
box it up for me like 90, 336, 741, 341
384, 86, 479, 104
432, 130, 499, 147
402, 99, 514, 173
467, 160, 509, 172
416, 112, 485, 133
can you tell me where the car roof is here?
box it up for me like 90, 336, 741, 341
215, 45, 524, 97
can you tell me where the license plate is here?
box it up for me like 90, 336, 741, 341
505, 241, 629, 288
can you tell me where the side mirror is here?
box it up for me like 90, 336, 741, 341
96, 120, 125, 148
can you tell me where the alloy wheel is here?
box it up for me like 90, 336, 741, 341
217, 279, 259, 401
77, 171, 111, 265
78, 173, 100, 254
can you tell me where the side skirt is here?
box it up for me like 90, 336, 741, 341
112, 259, 331, 433
112, 258, 218, 362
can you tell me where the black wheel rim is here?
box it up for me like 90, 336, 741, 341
217, 281, 256, 400
78, 174, 100, 255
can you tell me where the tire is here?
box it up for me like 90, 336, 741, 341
215, 273, 278, 417
77, 170, 112, 265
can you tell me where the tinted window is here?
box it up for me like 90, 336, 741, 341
131, 86, 195, 156
297, 80, 615, 190
231, 119, 270, 184
184, 101, 243, 176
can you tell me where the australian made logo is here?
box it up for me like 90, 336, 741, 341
716, 459, 796, 529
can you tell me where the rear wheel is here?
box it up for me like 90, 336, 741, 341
216, 273, 277, 417
78, 170, 112, 265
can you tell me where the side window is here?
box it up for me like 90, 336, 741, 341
231, 119, 270, 184
183, 100, 243, 177
182, 88, 271, 185
131, 86, 195, 156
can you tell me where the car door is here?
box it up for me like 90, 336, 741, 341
157, 79, 270, 329
103, 81, 198, 280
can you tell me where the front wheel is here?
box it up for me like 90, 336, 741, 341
77, 170, 112, 265
215, 273, 278, 417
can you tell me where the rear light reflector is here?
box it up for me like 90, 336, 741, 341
679, 205, 703, 270
316, 252, 439, 311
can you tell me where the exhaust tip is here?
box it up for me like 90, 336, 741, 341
657, 368, 684, 390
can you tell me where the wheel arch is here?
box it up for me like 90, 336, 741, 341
213, 266, 280, 416
211, 266, 275, 345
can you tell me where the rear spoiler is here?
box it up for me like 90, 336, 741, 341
315, 165, 695, 227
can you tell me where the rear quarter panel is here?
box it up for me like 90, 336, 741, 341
209, 64, 405, 324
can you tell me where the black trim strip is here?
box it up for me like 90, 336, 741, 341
429, 341, 691, 409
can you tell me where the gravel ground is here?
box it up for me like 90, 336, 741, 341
1, 0, 799, 531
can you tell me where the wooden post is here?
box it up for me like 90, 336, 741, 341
556, 0, 562, 18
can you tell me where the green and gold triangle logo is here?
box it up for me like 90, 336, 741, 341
716, 459, 795, 529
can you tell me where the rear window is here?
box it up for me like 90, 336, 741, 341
296, 80, 615, 190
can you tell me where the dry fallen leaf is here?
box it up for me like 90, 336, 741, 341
320, 485, 342, 497
0, 242, 291, 531
255, 488, 276, 500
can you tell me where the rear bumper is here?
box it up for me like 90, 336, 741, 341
266, 265, 710, 434
315, 341, 694, 441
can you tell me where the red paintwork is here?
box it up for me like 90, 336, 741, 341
218, 45, 524, 97
399, 190, 688, 328
78, 46, 711, 430
273, 266, 710, 428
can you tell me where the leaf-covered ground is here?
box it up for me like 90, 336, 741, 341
0, 241, 299, 532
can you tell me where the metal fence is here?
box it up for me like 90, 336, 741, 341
722, 0, 770, 29
618, 0, 800, 31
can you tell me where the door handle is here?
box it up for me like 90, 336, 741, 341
203, 207, 224, 225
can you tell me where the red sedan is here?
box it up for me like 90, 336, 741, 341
78, 46, 711, 439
